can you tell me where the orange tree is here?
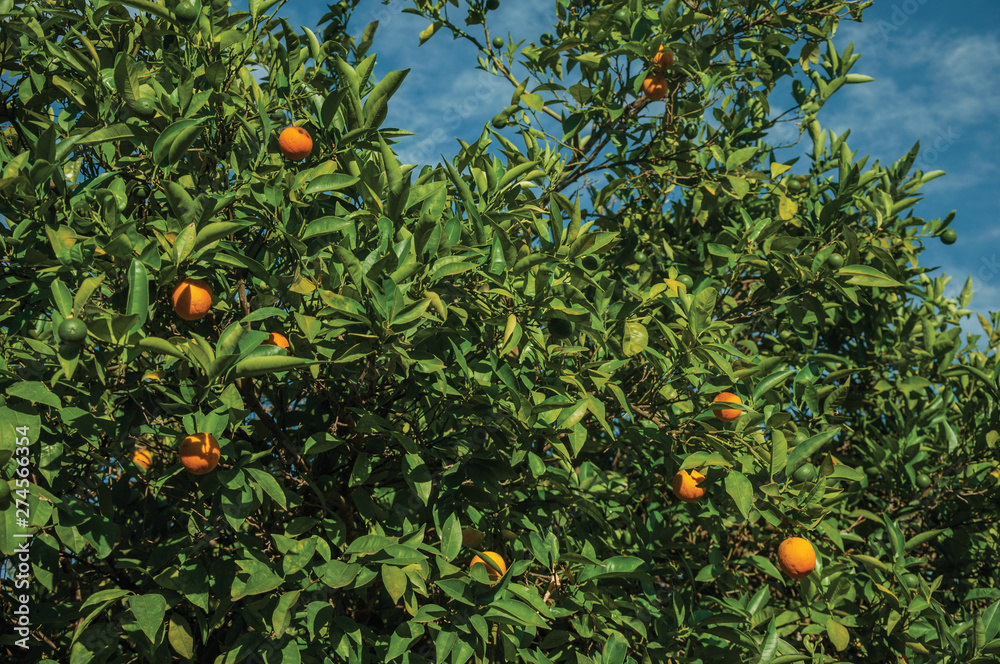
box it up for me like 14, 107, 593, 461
1, 0, 999, 662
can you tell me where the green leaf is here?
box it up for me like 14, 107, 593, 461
363, 69, 410, 129
193, 222, 246, 251
786, 429, 839, 475
726, 146, 757, 170
826, 617, 849, 651
725, 471, 753, 519
752, 368, 795, 401
689, 287, 717, 337
126, 259, 149, 327
402, 453, 432, 505
72, 275, 104, 316
7, 382, 61, 409
382, 564, 407, 604
838, 265, 904, 288
172, 223, 197, 265
113, 54, 139, 104
345, 534, 395, 556
168, 613, 195, 659
601, 631, 628, 664
138, 336, 187, 360
127, 594, 167, 643
51, 279, 73, 318
246, 468, 288, 509
231, 355, 314, 378
622, 321, 648, 357
271, 591, 300, 638
769, 430, 787, 481
303, 174, 360, 195
78, 123, 142, 145
301, 216, 352, 240
904, 529, 944, 552
755, 619, 778, 664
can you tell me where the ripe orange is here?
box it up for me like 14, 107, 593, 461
777, 536, 816, 579
652, 46, 673, 71
179, 433, 221, 475
132, 449, 153, 471
712, 392, 743, 422
469, 551, 506, 582
672, 469, 706, 502
278, 126, 313, 161
642, 74, 667, 101
171, 278, 213, 321
263, 332, 290, 353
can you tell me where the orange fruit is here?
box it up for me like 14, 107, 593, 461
777, 536, 816, 579
171, 278, 213, 321
179, 433, 221, 475
469, 551, 506, 582
652, 46, 673, 71
672, 469, 706, 502
278, 126, 313, 161
642, 74, 667, 101
132, 449, 153, 471
712, 392, 743, 422
263, 332, 290, 353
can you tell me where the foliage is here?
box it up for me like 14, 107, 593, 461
1, 0, 999, 662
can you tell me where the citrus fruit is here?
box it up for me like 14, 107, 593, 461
916, 473, 931, 489
642, 74, 667, 101
548, 317, 574, 339
712, 392, 742, 422
540, 33, 554, 46
672, 469, 706, 502
58, 318, 88, 343
793, 464, 816, 482
179, 432, 221, 475
776, 536, 816, 579
652, 46, 673, 71
940, 228, 957, 245
827, 252, 845, 269
462, 527, 485, 548
581, 255, 600, 271
684, 124, 698, 139
129, 98, 157, 118
263, 332, 291, 353
677, 274, 694, 290
470, 551, 506, 582
902, 572, 920, 588
132, 449, 153, 471
173, 0, 199, 22
278, 125, 313, 161
485, 0, 499, 10
492, 36, 504, 49
787, 179, 803, 193
613, 8, 629, 22
171, 278, 213, 321
633, 250, 647, 264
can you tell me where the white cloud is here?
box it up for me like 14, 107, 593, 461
820, 27, 1000, 176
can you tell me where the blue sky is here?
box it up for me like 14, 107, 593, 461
255, 0, 1000, 335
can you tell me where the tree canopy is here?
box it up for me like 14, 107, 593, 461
1, 0, 999, 662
